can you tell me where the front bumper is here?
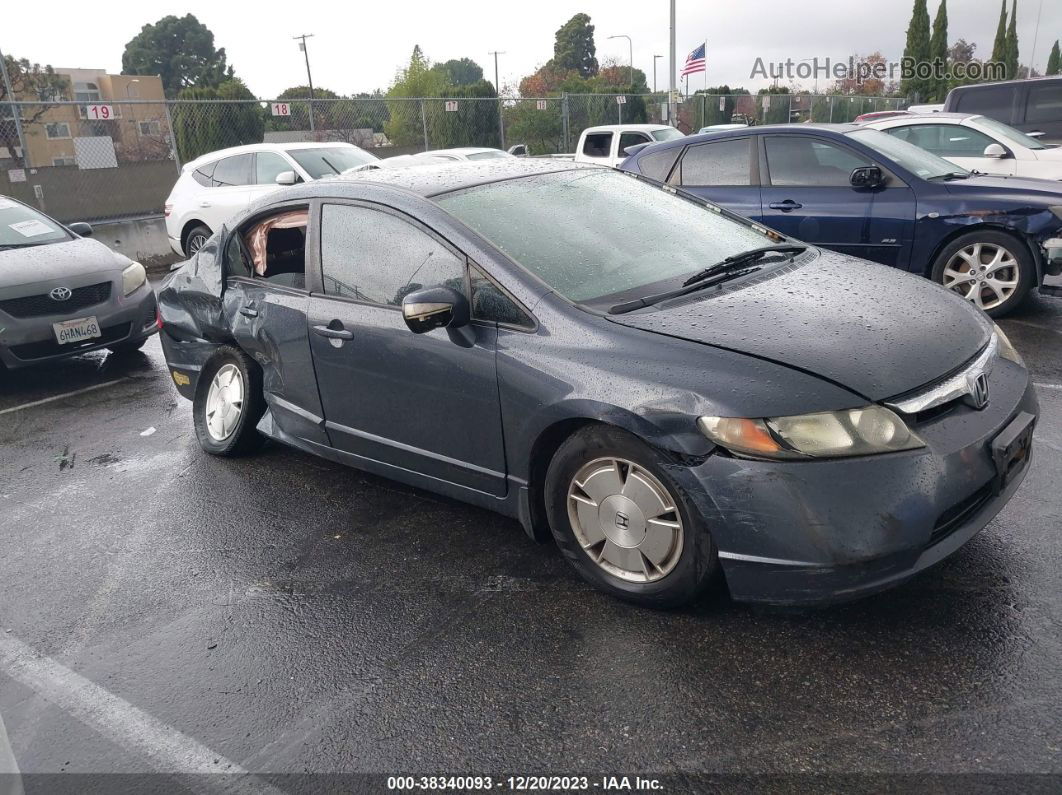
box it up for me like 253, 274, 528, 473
0, 282, 159, 369
681, 362, 1038, 605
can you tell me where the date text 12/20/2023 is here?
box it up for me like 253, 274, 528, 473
386, 776, 664, 791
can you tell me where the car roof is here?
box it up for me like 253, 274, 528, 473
637, 123, 861, 152
183, 141, 365, 171
949, 74, 1062, 91
864, 112, 975, 123
583, 124, 673, 133
425, 147, 505, 155
337, 158, 607, 198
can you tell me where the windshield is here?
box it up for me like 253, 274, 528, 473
289, 146, 378, 179
437, 169, 776, 303
0, 198, 70, 249
465, 150, 509, 161
847, 128, 966, 179
973, 115, 1047, 150
651, 128, 685, 142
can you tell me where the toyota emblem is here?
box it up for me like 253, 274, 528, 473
966, 371, 990, 410
49, 286, 72, 301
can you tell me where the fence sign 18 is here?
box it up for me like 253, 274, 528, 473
536, 100, 548, 111
84, 104, 115, 120
445, 101, 459, 112
271, 103, 291, 116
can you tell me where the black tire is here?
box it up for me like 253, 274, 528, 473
184, 224, 212, 257
192, 346, 266, 456
930, 230, 1034, 318
107, 338, 148, 355
544, 424, 718, 609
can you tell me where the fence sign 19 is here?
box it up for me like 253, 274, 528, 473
445, 101, 459, 112
84, 104, 115, 120
536, 100, 548, 111
271, 103, 291, 117
616, 95, 626, 105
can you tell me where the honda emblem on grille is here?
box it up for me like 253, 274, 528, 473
49, 287, 72, 301
966, 371, 990, 410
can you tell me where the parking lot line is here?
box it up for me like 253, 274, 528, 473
0, 634, 283, 793
1034, 382, 1062, 391
0, 380, 128, 417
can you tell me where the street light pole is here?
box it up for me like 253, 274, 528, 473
1028, 0, 1045, 77
0, 44, 28, 167
293, 33, 315, 134
653, 55, 663, 93
607, 35, 634, 90
489, 50, 506, 149
669, 0, 677, 126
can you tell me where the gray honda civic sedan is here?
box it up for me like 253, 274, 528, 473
0, 197, 159, 369
158, 160, 1037, 607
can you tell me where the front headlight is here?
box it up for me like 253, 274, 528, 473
122, 261, 146, 296
698, 405, 925, 460
993, 323, 1023, 366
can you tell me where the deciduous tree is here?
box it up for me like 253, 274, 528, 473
0, 54, 69, 168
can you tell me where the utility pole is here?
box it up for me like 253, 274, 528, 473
668, 0, 677, 126
489, 50, 506, 149
293, 33, 316, 133
653, 55, 663, 93
0, 44, 28, 168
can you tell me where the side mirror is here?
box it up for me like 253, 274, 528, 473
401, 286, 470, 334
850, 165, 885, 189
275, 170, 297, 186
983, 143, 1008, 159
68, 222, 93, 237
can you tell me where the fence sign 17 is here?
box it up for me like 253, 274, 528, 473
445, 101, 459, 112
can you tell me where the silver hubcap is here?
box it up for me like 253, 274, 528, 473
942, 242, 1019, 311
188, 234, 208, 255
567, 458, 683, 583
204, 364, 244, 442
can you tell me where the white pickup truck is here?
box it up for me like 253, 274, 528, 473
571, 124, 685, 167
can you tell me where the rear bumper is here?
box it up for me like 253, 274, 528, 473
0, 283, 158, 369
168, 233, 184, 258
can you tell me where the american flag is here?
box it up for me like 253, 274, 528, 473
680, 43, 706, 77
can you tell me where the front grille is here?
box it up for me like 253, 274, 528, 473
9, 322, 130, 361
929, 481, 994, 547
0, 282, 112, 319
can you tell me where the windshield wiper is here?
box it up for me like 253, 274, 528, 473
929, 171, 971, 181
681, 244, 807, 287
609, 265, 763, 315
320, 156, 341, 175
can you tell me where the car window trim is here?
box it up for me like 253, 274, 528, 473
313, 198, 472, 312
468, 262, 538, 333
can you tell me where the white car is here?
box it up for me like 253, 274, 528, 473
697, 124, 750, 133
415, 147, 514, 162
862, 113, 1062, 180
574, 124, 685, 167
165, 142, 378, 256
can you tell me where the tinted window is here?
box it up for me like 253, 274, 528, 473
191, 161, 216, 187
679, 138, 751, 186
618, 132, 651, 156
470, 265, 531, 327
212, 155, 252, 187
765, 137, 870, 186
1026, 84, 1062, 124
887, 124, 995, 157
953, 86, 1013, 119
636, 148, 680, 182
320, 205, 465, 306
582, 133, 612, 158
256, 152, 292, 185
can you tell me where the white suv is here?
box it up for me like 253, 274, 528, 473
164, 142, 378, 257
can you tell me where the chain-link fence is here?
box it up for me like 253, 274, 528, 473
1, 93, 909, 223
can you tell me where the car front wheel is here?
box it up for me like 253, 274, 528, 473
931, 230, 1033, 317
544, 425, 718, 608
192, 347, 266, 456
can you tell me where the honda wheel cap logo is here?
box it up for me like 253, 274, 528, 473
49, 286, 72, 301
967, 371, 990, 410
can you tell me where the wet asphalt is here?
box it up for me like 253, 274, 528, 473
0, 285, 1060, 790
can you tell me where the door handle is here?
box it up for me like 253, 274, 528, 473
199, 201, 211, 208
769, 200, 803, 211
313, 325, 354, 340
239, 307, 258, 318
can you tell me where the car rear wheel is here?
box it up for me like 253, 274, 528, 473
193, 347, 266, 456
545, 425, 718, 608
184, 224, 212, 257
931, 231, 1033, 317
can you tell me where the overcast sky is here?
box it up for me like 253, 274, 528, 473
5, 0, 1061, 97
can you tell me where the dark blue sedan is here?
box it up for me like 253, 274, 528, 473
620, 124, 1062, 316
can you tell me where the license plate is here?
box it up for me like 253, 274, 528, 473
991, 411, 1035, 492
52, 316, 101, 345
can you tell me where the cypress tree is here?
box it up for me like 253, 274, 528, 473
1004, 0, 1019, 79
929, 0, 949, 100
1047, 40, 1061, 76
990, 0, 1008, 67
901, 0, 932, 100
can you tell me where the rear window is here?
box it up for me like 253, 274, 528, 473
191, 160, 216, 187
953, 85, 1014, 120
1026, 84, 1062, 124
636, 148, 680, 182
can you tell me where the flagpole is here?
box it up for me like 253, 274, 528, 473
704, 40, 707, 92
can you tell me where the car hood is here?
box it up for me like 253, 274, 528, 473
0, 237, 132, 290
1031, 145, 1062, 161
943, 173, 1062, 201
607, 250, 992, 401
